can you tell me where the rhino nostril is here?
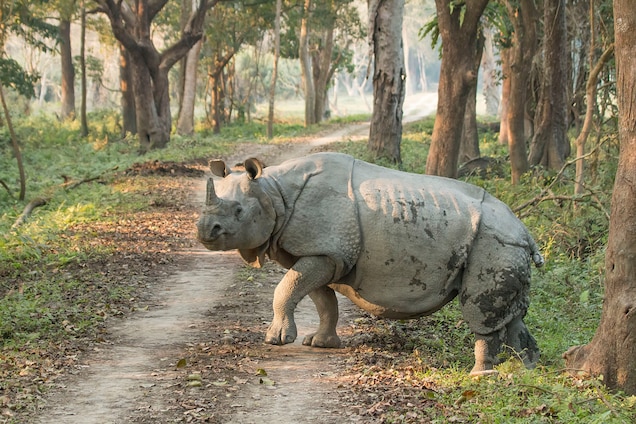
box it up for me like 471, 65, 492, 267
210, 224, 222, 238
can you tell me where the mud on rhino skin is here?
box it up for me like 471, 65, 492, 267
197, 152, 544, 375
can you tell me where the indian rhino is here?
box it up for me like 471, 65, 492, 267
197, 152, 544, 375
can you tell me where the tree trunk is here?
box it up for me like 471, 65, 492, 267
503, 0, 539, 184
130, 51, 171, 152
425, 0, 489, 178
267, 0, 282, 139
299, 0, 315, 126
119, 44, 136, 136
176, 0, 202, 136
95, 0, 210, 151
459, 82, 480, 165
481, 26, 499, 116
499, 48, 511, 145
528, 0, 570, 170
59, 18, 76, 121
312, 24, 335, 124
459, 31, 485, 165
79, 3, 88, 138
563, 0, 636, 395
176, 39, 203, 135
367, 0, 405, 165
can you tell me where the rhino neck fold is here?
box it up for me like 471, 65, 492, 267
257, 176, 297, 261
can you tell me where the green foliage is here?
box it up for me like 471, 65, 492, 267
0, 0, 58, 96
0, 58, 39, 98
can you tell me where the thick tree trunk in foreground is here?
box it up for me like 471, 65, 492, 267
367, 0, 405, 165
563, 0, 636, 395
425, 0, 489, 178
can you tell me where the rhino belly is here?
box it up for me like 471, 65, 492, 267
331, 248, 463, 319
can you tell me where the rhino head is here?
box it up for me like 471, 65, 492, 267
196, 158, 276, 267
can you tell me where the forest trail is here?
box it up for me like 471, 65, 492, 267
31, 93, 437, 424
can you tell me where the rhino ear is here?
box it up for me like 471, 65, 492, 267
209, 159, 230, 177
244, 158, 263, 180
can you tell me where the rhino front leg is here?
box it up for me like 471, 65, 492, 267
265, 256, 336, 346
302, 286, 341, 348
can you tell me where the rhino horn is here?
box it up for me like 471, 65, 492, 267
206, 178, 221, 206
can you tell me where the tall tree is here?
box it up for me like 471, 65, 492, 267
459, 31, 485, 165
202, 1, 270, 133
267, 0, 282, 139
299, 0, 315, 126
79, 1, 88, 137
501, 0, 539, 184
425, 0, 489, 178
528, 0, 570, 169
563, 0, 636, 395
310, 2, 336, 124
119, 43, 136, 136
367, 0, 405, 165
176, 0, 203, 136
94, 0, 211, 152
59, 15, 76, 120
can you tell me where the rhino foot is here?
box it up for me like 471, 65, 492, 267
469, 369, 499, 378
265, 320, 297, 345
302, 332, 341, 348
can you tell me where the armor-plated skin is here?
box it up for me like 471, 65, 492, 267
197, 152, 544, 375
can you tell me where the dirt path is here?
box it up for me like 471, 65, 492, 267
32, 94, 437, 424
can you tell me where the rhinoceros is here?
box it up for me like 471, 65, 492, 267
197, 152, 544, 375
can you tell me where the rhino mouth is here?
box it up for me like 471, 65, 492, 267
198, 237, 229, 251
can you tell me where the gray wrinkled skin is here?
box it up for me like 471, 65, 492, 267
197, 152, 544, 375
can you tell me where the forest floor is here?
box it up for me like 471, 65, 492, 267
24, 93, 439, 424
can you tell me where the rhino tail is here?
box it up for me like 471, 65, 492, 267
528, 234, 545, 268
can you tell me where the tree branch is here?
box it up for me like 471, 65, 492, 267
159, 0, 212, 71
514, 138, 611, 218
11, 166, 118, 229
11, 198, 49, 229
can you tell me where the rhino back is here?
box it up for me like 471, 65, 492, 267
345, 160, 487, 317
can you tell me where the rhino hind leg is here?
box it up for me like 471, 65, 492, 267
302, 286, 341, 348
504, 316, 540, 369
470, 318, 540, 376
461, 233, 539, 375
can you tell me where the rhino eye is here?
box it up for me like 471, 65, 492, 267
234, 205, 243, 218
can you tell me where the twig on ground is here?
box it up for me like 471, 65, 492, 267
11, 197, 50, 229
